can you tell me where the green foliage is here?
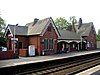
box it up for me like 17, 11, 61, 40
0, 15, 6, 36
96, 35, 100, 41
67, 25, 72, 31
54, 16, 77, 31
54, 17, 69, 30
0, 37, 7, 47
98, 29, 100, 35
97, 29, 100, 41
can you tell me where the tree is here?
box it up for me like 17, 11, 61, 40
96, 29, 100, 41
68, 16, 77, 32
0, 15, 6, 36
96, 35, 100, 41
54, 16, 77, 31
0, 37, 7, 47
98, 29, 100, 35
67, 25, 72, 31
54, 17, 69, 30
0, 14, 6, 47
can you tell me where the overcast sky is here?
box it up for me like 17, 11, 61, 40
0, 0, 100, 33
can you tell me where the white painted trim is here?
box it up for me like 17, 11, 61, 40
8, 26, 13, 37
50, 18, 60, 37
57, 40, 80, 43
4, 26, 13, 37
58, 40, 79, 43
11, 38, 18, 41
40, 18, 60, 37
4, 26, 9, 37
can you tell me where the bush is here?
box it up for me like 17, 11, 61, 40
96, 35, 100, 41
0, 37, 7, 47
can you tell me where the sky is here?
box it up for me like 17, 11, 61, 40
0, 0, 100, 33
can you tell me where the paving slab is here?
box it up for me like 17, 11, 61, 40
0, 50, 100, 68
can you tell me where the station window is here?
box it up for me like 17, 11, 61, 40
44, 39, 54, 50
44, 39, 48, 49
49, 39, 53, 49
18, 42, 22, 49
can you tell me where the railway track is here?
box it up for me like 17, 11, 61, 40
15, 53, 100, 75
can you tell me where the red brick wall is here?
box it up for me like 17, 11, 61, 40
0, 50, 14, 60
28, 24, 58, 55
19, 49, 28, 57
6, 24, 58, 56
40, 24, 58, 54
7, 36, 29, 50
87, 29, 97, 49
82, 26, 97, 50
29, 36, 41, 55
7, 38, 11, 50
16, 36, 29, 49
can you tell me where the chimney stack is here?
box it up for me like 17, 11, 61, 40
78, 18, 82, 29
33, 18, 39, 25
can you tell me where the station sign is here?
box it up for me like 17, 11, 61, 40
11, 38, 18, 41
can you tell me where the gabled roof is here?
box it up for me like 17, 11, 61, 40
75, 22, 93, 36
5, 17, 60, 37
27, 18, 50, 35
58, 22, 95, 40
5, 25, 28, 36
26, 17, 60, 37
58, 30, 80, 40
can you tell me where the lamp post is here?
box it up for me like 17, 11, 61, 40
13, 24, 18, 58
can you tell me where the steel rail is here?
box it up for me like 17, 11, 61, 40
16, 53, 100, 75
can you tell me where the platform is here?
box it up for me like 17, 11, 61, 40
75, 65, 100, 75
0, 50, 100, 69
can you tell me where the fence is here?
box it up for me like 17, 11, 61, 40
0, 50, 14, 60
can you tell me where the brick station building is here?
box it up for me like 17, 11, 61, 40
57, 18, 97, 52
5, 17, 60, 57
3, 17, 97, 58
